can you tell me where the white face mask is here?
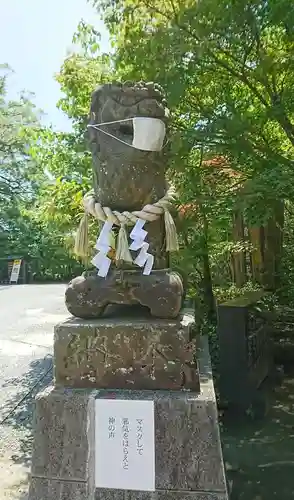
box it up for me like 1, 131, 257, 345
88, 116, 166, 151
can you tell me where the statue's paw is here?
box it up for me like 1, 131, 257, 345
65, 274, 108, 319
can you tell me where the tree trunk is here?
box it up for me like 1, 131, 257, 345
231, 210, 247, 287
249, 201, 284, 290
199, 204, 216, 322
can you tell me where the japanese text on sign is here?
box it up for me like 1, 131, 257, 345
95, 399, 155, 491
122, 417, 129, 470
10, 259, 22, 283
108, 416, 116, 438
136, 418, 144, 455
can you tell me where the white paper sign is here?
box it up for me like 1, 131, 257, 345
10, 259, 22, 283
95, 399, 155, 491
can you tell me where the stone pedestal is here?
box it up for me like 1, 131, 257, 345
54, 310, 198, 390
29, 386, 95, 500
29, 310, 228, 500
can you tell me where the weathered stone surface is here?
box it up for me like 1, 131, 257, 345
29, 477, 93, 500
65, 269, 183, 320
29, 337, 227, 499
30, 386, 95, 483
95, 338, 226, 494
88, 82, 170, 273
54, 309, 198, 391
95, 491, 227, 500
66, 82, 185, 320
88, 82, 168, 214
154, 397, 225, 491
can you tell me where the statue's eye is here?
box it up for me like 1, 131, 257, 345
119, 123, 133, 136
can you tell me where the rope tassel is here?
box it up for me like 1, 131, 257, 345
164, 210, 179, 252
75, 186, 179, 267
115, 225, 133, 264
74, 213, 89, 257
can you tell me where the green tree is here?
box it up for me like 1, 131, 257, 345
0, 66, 40, 257
92, 0, 294, 204
0, 67, 86, 281
88, 0, 294, 297
22, 28, 114, 276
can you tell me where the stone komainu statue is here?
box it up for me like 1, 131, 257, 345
65, 81, 184, 319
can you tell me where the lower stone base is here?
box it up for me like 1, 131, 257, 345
29, 478, 91, 500
29, 479, 226, 500
96, 490, 227, 500
29, 337, 228, 500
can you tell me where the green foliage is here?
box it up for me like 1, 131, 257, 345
93, 0, 294, 216
0, 68, 87, 281
3, 0, 294, 307
0, 67, 40, 253
1, 32, 115, 279
88, 0, 294, 306
56, 22, 113, 133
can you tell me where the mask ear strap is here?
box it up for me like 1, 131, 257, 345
88, 115, 168, 151
87, 124, 135, 149
88, 117, 133, 127
88, 124, 169, 152
87, 114, 134, 148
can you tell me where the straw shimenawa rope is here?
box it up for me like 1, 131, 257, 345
74, 186, 179, 260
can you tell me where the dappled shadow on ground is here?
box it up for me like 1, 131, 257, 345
0, 355, 53, 467
222, 374, 294, 499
